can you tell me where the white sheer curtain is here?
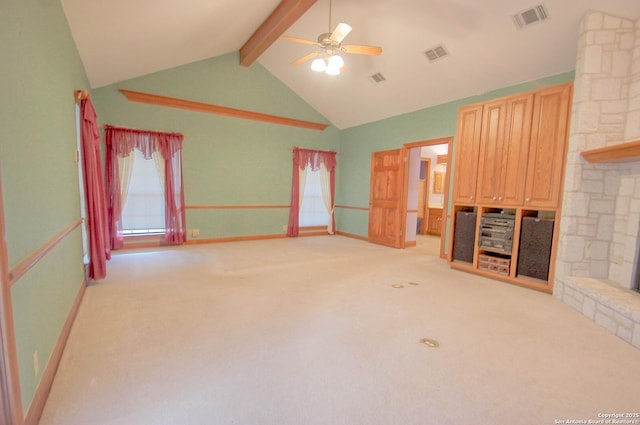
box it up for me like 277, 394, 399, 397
152, 150, 165, 192
117, 154, 135, 211
318, 163, 334, 234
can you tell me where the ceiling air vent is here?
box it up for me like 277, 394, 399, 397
513, 3, 549, 29
424, 45, 449, 62
369, 72, 386, 85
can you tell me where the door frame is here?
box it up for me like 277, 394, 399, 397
403, 137, 453, 258
419, 158, 431, 235
0, 170, 24, 425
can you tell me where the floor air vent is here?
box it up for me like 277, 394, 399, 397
424, 45, 449, 62
513, 3, 549, 29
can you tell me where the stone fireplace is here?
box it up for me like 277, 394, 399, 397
554, 10, 640, 349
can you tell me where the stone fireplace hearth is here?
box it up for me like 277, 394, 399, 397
553, 10, 640, 349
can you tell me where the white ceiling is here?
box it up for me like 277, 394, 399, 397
61, 0, 640, 129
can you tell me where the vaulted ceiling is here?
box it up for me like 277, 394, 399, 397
61, 0, 640, 129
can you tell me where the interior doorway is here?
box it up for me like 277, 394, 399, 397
404, 137, 452, 258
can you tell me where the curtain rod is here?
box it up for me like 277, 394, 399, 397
290, 146, 338, 154
100, 124, 184, 137
74, 89, 89, 103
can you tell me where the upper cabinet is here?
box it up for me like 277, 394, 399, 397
453, 82, 571, 209
452, 104, 483, 204
524, 83, 572, 208
476, 94, 534, 205
496, 94, 534, 205
476, 98, 508, 204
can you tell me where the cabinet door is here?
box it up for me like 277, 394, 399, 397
427, 208, 442, 236
524, 83, 572, 208
499, 93, 534, 205
453, 104, 483, 204
476, 99, 507, 204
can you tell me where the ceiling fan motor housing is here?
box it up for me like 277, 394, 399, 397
318, 32, 339, 47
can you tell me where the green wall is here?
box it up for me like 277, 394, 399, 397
91, 53, 340, 239
91, 51, 574, 242
0, 0, 577, 416
0, 0, 88, 414
335, 72, 576, 241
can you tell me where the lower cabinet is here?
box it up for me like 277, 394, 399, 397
427, 208, 443, 236
448, 204, 557, 293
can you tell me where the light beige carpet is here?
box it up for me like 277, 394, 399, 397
416, 234, 441, 257
39, 236, 640, 425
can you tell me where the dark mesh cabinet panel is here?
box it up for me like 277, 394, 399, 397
453, 212, 477, 263
517, 217, 554, 280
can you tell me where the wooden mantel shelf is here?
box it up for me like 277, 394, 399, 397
581, 139, 640, 163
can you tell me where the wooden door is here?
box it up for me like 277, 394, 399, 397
525, 83, 572, 208
500, 93, 534, 205
476, 99, 507, 204
368, 149, 406, 248
453, 104, 483, 204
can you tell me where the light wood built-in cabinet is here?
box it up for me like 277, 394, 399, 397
525, 83, 572, 208
448, 82, 572, 293
476, 94, 533, 205
452, 104, 483, 204
427, 208, 443, 236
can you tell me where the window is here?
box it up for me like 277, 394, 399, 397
105, 125, 186, 249
120, 150, 165, 235
299, 165, 330, 227
287, 147, 336, 237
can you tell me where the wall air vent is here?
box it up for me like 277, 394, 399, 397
368, 72, 386, 85
513, 3, 549, 29
424, 45, 449, 62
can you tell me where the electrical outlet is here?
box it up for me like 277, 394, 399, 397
33, 351, 39, 377
282, 225, 287, 231
191, 229, 200, 237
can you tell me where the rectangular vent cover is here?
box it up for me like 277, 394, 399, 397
513, 3, 549, 29
369, 72, 386, 84
424, 45, 449, 62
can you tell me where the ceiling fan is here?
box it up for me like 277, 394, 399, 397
281, 0, 382, 75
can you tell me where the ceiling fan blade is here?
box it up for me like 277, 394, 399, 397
341, 44, 383, 56
281, 35, 319, 46
329, 22, 352, 44
291, 51, 319, 66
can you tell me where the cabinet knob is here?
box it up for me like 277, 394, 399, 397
499, 197, 503, 201
492, 196, 497, 200
470, 196, 474, 200
525, 198, 531, 203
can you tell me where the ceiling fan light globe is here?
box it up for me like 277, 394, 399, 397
311, 58, 327, 72
327, 55, 344, 68
325, 64, 341, 75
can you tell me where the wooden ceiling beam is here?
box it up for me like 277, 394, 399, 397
239, 0, 317, 67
